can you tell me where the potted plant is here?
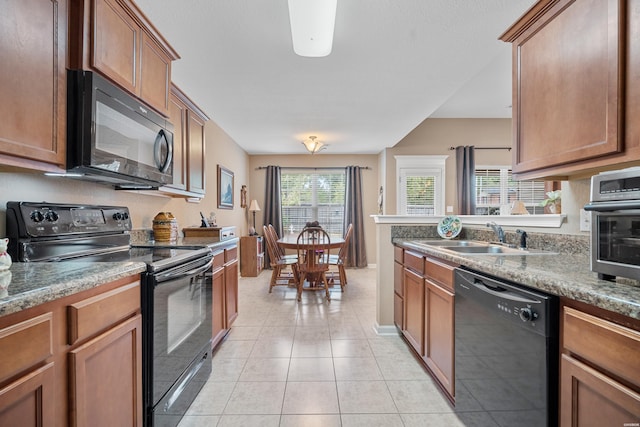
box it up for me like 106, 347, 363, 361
540, 190, 561, 214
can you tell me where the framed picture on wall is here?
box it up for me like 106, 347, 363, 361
217, 165, 234, 209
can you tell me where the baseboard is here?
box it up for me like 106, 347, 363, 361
373, 322, 399, 336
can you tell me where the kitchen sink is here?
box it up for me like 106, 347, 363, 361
406, 240, 556, 256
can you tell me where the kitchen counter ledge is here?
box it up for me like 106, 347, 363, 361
0, 262, 147, 317
396, 239, 640, 319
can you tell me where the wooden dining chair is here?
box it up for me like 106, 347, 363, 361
329, 223, 353, 291
295, 227, 331, 301
263, 225, 298, 293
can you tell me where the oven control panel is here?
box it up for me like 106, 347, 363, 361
7, 202, 132, 237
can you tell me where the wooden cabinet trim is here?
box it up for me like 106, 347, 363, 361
560, 354, 640, 426
69, 314, 142, 427
425, 257, 456, 292
67, 280, 140, 345
0, 313, 53, 384
0, 362, 55, 426
403, 250, 424, 275
562, 306, 640, 387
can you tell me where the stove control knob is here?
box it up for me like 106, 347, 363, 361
30, 210, 45, 223
113, 212, 123, 221
123, 212, 129, 220
519, 307, 538, 322
45, 211, 59, 222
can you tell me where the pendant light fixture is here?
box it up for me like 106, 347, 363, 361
287, 0, 337, 57
302, 136, 327, 154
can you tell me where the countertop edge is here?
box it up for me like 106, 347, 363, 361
395, 240, 640, 320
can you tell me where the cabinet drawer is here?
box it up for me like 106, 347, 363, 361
394, 246, 403, 263
403, 250, 424, 275
563, 306, 640, 386
68, 281, 140, 345
211, 250, 225, 270
225, 246, 238, 263
425, 257, 456, 292
0, 313, 53, 383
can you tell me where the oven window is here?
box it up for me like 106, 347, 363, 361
597, 214, 640, 266
167, 276, 206, 353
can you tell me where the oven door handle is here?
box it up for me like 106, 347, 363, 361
584, 201, 640, 212
155, 256, 214, 282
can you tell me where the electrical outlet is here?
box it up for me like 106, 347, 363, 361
580, 209, 591, 232
446, 205, 453, 213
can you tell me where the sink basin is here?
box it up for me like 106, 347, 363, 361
406, 240, 556, 256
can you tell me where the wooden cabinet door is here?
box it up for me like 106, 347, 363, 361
560, 354, 640, 426
0, 0, 66, 170
224, 259, 239, 327
211, 267, 226, 348
394, 260, 404, 329
187, 110, 206, 195
0, 362, 55, 427
507, 0, 624, 177
403, 268, 424, 355
69, 315, 142, 427
140, 32, 171, 116
424, 280, 454, 397
92, 0, 140, 95
167, 91, 188, 191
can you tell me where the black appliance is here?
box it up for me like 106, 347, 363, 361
454, 267, 558, 427
584, 167, 640, 281
66, 70, 174, 189
6, 202, 213, 427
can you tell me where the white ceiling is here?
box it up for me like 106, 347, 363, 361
135, 0, 535, 155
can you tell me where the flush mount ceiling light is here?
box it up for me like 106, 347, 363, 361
302, 136, 327, 154
287, 0, 337, 57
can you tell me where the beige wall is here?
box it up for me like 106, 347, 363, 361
384, 118, 513, 215
0, 119, 249, 237
248, 154, 379, 265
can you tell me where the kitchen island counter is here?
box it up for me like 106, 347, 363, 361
0, 261, 147, 317
396, 239, 640, 320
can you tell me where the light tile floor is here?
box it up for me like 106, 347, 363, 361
177, 267, 469, 427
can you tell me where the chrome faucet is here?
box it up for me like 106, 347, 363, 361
516, 229, 528, 250
487, 221, 505, 243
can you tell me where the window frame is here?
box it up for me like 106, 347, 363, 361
395, 155, 447, 216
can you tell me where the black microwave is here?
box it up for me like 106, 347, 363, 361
66, 70, 173, 189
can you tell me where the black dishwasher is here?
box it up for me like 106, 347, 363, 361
454, 268, 558, 427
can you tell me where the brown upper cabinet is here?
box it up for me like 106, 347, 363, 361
69, 0, 180, 117
160, 84, 209, 197
501, 0, 640, 180
0, 0, 68, 172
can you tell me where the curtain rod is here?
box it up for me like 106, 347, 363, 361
449, 146, 511, 151
256, 166, 371, 170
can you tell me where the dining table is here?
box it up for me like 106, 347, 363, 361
276, 233, 345, 291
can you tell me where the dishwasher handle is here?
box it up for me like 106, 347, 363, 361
458, 271, 541, 304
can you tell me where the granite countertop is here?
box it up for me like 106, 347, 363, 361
0, 262, 147, 317
396, 239, 640, 320
0, 236, 238, 319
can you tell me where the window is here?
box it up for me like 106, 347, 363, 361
281, 170, 345, 237
475, 167, 547, 215
396, 156, 446, 215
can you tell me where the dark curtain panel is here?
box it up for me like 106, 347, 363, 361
263, 165, 282, 267
456, 146, 476, 215
344, 166, 367, 268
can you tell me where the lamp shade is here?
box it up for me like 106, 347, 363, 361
249, 199, 261, 212
288, 0, 337, 57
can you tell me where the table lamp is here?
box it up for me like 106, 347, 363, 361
249, 199, 261, 236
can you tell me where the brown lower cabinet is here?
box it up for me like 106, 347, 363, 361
560, 303, 640, 426
0, 275, 142, 426
397, 246, 457, 400
211, 241, 239, 349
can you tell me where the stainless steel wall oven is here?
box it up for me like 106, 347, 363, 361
6, 202, 213, 427
584, 167, 640, 281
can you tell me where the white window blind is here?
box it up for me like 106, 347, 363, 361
475, 167, 547, 215
280, 170, 345, 237
403, 174, 436, 215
